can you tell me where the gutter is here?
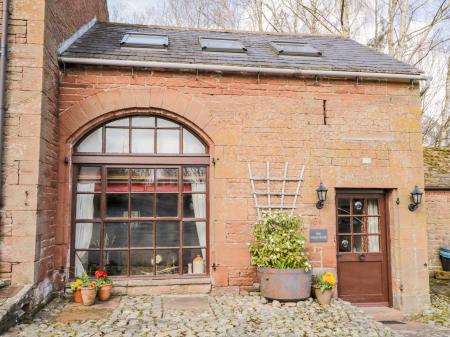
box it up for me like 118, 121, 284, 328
58, 56, 430, 81
0, 0, 8, 207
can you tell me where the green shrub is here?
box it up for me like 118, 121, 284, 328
249, 211, 311, 271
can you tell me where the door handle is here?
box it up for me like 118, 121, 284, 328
359, 253, 366, 261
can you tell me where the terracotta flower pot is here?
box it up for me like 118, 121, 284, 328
98, 284, 112, 301
73, 288, 83, 304
314, 287, 334, 305
80, 287, 97, 306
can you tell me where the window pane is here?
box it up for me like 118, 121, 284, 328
78, 166, 101, 180
107, 168, 129, 192
132, 129, 154, 153
353, 235, 366, 253
76, 194, 100, 219
75, 223, 100, 249
106, 194, 129, 218
338, 235, 351, 252
157, 129, 179, 153
337, 217, 350, 233
182, 248, 206, 274
183, 221, 206, 246
353, 199, 365, 215
183, 194, 206, 219
367, 217, 380, 234
337, 199, 350, 215
104, 251, 128, 276
131, 168, 154, 192
157, 168, 178, 192
368, 199, 379, 216
353, 217, 365, 233
77, 166, 101, 192
77, 128, 102, 153
368, 235, 380, 252
130, 250, 153, 275
106, 128, 129, 153
132, 116, 155, 127
156, 221, 179, 247
157, 118, 178, 128
183, 167, 206, 192
106, 118, 129, 127
105, 222, 128, 248
183, 129, 205, 154
155, 249, 178, 275
131, 222, 153, 247
75, 251, 100, 277
131, 194, 154, 217
156, 194, 178, 217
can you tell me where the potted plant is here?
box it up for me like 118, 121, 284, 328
95, 269, 113, 301
312, 272, 337, 305
79, 273, 97, 306
249, 211, 312, 301
69, 279, 83, 304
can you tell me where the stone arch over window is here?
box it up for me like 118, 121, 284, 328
57, 88, 214, 279
59, 87, 214, 148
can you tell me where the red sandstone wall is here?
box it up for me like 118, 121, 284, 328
55, 66, 429, 313
0, 0, 108, 286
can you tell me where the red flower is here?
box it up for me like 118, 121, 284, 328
95, 270, 108, 278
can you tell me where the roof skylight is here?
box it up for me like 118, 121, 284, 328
121, 33, 169, 49
271, 41, 321, 57
199, 37, 246, 53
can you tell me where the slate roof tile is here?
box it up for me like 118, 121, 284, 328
61, 22, 421, 75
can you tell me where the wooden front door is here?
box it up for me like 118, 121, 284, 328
336, 193, 390, 306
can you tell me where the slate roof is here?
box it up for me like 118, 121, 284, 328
61, 22, 421, 75
424, 148, 450, 189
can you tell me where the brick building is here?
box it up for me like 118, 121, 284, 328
0, 0, 439, 315
424, 148, 450, 272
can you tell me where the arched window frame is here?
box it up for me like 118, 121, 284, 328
70, 114, 210, 278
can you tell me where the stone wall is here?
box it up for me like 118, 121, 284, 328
0, 0, 108, 291
425, 190, 450, 271
56, 66, 429, 313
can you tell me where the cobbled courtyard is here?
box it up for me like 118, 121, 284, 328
3, 293, 450, 337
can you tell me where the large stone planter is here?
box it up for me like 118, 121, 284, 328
258, 267, 312, 301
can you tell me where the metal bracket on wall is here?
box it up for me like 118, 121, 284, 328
248, 161, 305, 220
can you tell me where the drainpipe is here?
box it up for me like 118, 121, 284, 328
0, 0, 8, 206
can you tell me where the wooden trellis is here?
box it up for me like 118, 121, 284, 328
248, 162, 305, 219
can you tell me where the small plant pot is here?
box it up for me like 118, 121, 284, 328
80, 287, 97, 306
73, 288, 83, 304
98, 284, 112, 301
314, 288, 334, 305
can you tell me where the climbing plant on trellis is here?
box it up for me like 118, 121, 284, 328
248, 162, 305, 220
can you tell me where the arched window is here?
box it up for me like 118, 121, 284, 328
72, 115, 209, 278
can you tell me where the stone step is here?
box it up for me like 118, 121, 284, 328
360, 306, 404, 322
112, 277, 211, 296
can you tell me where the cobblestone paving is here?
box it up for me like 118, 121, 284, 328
4, 295, 402, 337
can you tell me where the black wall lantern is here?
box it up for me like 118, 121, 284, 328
316, 181, 328, 209
408, 185, 423, 212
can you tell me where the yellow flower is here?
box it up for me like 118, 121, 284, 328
322, 272, 336, 286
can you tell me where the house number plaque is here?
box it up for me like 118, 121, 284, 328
309, 229, 328, 243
